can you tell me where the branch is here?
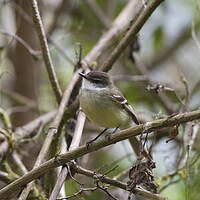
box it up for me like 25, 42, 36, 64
191, 21, 200, 54
69, 112, 86, 151
72, 164, 167, 200
84, 0, 143, 64
49, 112, 86, 200
17, 69, 82, 199
56, 187, 97, 200
11, 151, 45, 200
0, 171, 10, 184
30, 0, 62, 103
10, 0, 74, 65
0, 29, 40, 59
132, 53, 176, 114
16, 127, 43, 200
100, 0, 164, 72
0, 110, 200, 198
15, 110, 56, 140
0, 88, 41, 112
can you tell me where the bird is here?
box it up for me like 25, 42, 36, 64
79, 71, 139, 142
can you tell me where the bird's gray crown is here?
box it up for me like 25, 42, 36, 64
81, 71, 112, 87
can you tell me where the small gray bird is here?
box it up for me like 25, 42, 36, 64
79, 71, 139, 131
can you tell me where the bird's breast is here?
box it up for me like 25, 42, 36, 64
80, 89, 130, 128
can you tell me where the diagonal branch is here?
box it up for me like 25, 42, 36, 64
100, 0, 164, 72
83, 0, 144, 64
0, 29, 40, 58
15, 110, 56, 140
0, 109, 200, 198
30, 0, 62, 103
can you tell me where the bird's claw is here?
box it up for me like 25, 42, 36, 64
86, 139, 94, 149
105, 132, 112, 141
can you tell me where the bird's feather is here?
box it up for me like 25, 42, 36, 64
109, 88, 139, 125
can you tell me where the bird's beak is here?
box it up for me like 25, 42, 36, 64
79, 72, 88, 80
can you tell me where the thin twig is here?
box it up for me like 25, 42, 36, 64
16, 139, 51, 197
1, 160, 19, 182
191, 21, 200, 54
97, 184, 119, 200
11, 151, 28, 175
159, 178, 181, 193
30, 0, 62, 103
48, 38, 74, 65
0, 171, 10, 184
49, 166, 69, 200
70, 112, 86, 151
97, 153, 132, 174
56, 187, 97, 200
179, 71, 190, 107
9, 0, 74, 65
0, 29, 40, 58
0, 129, 9, 156
132, 53, 175, 114
158, 152, 200, 193
73, 164, 166, 200
113, 168, 130, 181
15, 110, 56, 140
0, 87, 46, 112
17, 123, 44, 144
13, 151, 38, 200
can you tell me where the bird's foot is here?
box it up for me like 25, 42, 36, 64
105, 132, 112, 141
86, 138, 96, 149
105, 126, 120, 141
86, 128, 108, 149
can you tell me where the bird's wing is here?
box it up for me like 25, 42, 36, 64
109, 89, 139, 125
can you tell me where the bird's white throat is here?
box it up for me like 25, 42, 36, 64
81, 79, 107, 91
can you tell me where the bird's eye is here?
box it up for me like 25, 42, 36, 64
92, 79, 102, 83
